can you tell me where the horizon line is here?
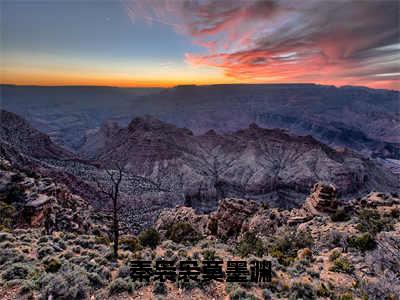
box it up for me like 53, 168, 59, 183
1, 82, 398, 92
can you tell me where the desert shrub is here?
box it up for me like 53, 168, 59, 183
229, 287, 259, 300
38, 236, 50, 244
108, 278, 130, 295
60, 251, 73, 260
153, 282, 167, 295
72, 245, 81, 254
316, 283, 331, 297
356, 209, 393, 235
166, 222, 201, 244
64, 232, 77, 240
202, 249, 217, 261
0, 232, 14, 243
0, 248, 24, 266
43, 257, 62, 273
2, 262, 32, 281
327, 230, 347, 249
389, 207, 400, 219
237, 232, 266, 258
19, 279, 36, 295
120, 235, 141, 252
87, 272, 105, 289
0, 201, 16, 228
330, 257, 354, 274
75, 236, 94, 249
37, 246, 54, 259
95, 235, 110, 245
329, 250, 341, 261
347, 233, 376, 252
331, 208, 351, 222
338, 294, 354, 300
138, 228, 160, 249
39, 264, 89, 300
270, 229, 313, 266
117, 265, 131, 279
289, 281, 315, 300
208, 218, 218, 235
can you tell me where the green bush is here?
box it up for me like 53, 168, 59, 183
338, 294, 354, 300
166, 222, 201, 244
153, 282, 167, 295
229, 287, 259, 300
39, 264, 90, 300
236, 232, 265, 258
329, 250, 341, 262
108, 278, 130, 295
87, 272, 105, 288
120, 235, 141, 252
94, 235, 110, 245
37, 246, 54, 259
330, 257, 354, 274
44, 257, 62, 273
330, 208, 351, 222
356, 209, 393, 235
0, 201, 16, 228
202, 249, 217, 261
347, 233, 376, 252
289, 282, 315, 300
138, 228, 160, 249
270, 229, 314, 266
2, 263, 31, 281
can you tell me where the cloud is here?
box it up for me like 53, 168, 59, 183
124, 0, 400, 89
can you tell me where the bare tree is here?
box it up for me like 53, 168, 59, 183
93, 162, 124, 260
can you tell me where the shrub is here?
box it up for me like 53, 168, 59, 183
331, 208, 351, 222
329, 250, 341, 261
117, 265, 131, 279
289, 282, 315, 300
138, 229, 160, 249
228, 287, 259, 300
37, 246, 54, 259
109, 278, 130, 295
237, 232, 265, 258
330, 257, 354, 274
202, 249, 217, 261
166, 222, 201, 244
153, 282, 167, 295
316, 283, 330, 297
389, 208, 400, 219
270, 229, 313, 266
0, 232, 14, 243
2, 263, 31, 281
120, 235, 141, 252
347, 233, 376, 252
19, 279, 36, 295
0, 248, 24, 267
44, 257, 62, 273
94, 235, 110, 245
87, 272, 105, 289
356, 209, 393, 235
338, 294, 354, 300
39, 264, 90, 300
0, 201, 16, 228
75, 236, 94, 249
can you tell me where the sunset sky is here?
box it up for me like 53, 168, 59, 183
1, 0, 399, 89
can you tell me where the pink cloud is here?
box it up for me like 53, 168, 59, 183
125, 0, 400, 89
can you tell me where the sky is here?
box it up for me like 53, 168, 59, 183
1, 0, 399, 89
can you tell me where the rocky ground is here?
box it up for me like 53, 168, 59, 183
1, 157, 399, 300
